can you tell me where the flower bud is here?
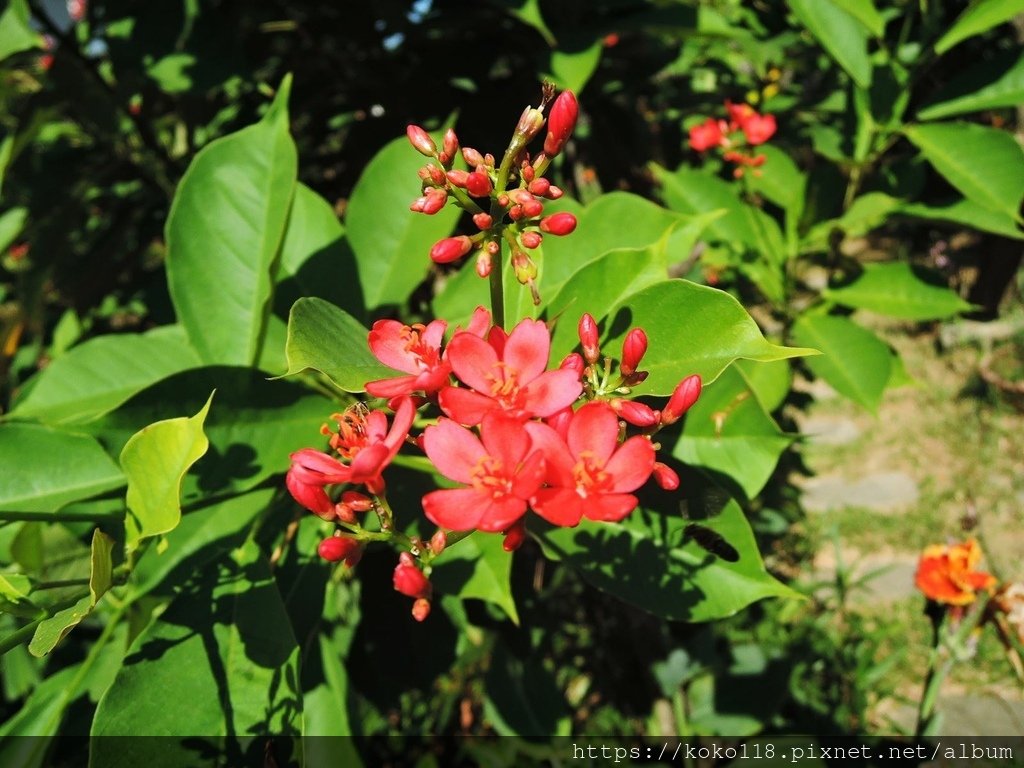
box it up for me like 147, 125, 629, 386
514, 106, 545, 145
475, 250, 492, 278
472, 212, 493, 230
484, 153, 496, 167
443, 128, 459, 159
344, 547, 363, 568
446, 169, 469, 187
485, 240, 500, 256
528, 178, 551, 196
520, 231, 542, 249
661, 374, 702, 425
560, 352, 585, 378
539, 212, 577, 236
341, 491, 373, 512
462, 147, 484, 167
318, 536, 359, 562
410, 188, 447, 215
430, 236, 473, 264
429, 529, 447, 556
428, 165, 446, 185
496, 193, 510, 208
610, 398, 660, 427
465, 170, 492, 197
406, 125, 436, 157
508, 205, 525, 221
543, 90, 578, 158
334, 502, 356, 524
502, 520, 526, 552
393, 557, 432, 599
578, 313, 600, 365
512, 251, 537, 285
522, 198, 544, 218
652, 462, 680, 491
411, 598, 431, 622
620, 328, 648, 376
521, 163, 535, 183
545, 185, 564, 200
286, 469, 335, 519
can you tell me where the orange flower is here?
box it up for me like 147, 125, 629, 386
915, 539, 997, 606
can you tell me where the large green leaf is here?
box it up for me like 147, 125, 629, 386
823, 262, 973, 320
345, 134, 461, 310
0, 424, 124, 513
282, 297, 391, 392
431, 532, 519, 624
934, 0, 1024, 54
674, 366, 793, 500
900, 198, 1024, 240
532, 491, 798, 621
745, 145, 807, 222
120, 394, 212, 554
0, 207, 27, 253
791, 313, 892, 412
0, 0, 42, 62
802, 192, 902, 251
84, 367, 333, 504
734, 358, 793, 413
90, 540, 301, 765
10, 326, 202, 424
548, 39, 603, 93
28, 530, 115, 657
653, 165, 786, 263
165, 77, 297, 366
918, 49, 1024, 120
830, 0, 886, 37
904, 122, 1024, 220
787, 0, 873, 88
596, 279, 815, 395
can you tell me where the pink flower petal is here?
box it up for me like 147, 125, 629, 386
422, 418, 486, 484
348, 442, 389, 483
368, 320, 419, 373
511, 449, 546, 501
531, 487, 585, 527
476, 496, 529, 533
567, 401, 619, 462
290, 449, 352, 483
285, 470, 334, 517
438, 386, 496, 426
582, 493, 639, 522
365, 374, 419, 398
447, 333, 499, 394
521, 368, 583, 418
480, 411, 532, 468
524, 421, 576, 487
364, 410, 388, 443
605, 436, 656, 492
422, 487, 485, 530
422, 319, 448, 350
503, 318, 551, 384
382, 396, 415, 453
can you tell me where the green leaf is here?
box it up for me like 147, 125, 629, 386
823, 262, 974, 320
120, 394, 212, 554
918, 49, 1024, 120
734, 358, 793, 413
674, 366, 793, 500
484, 640, 570, 738
830, 0, 886, 37
90, 540, 301, 760
904, 122, 1024, 220
282, 297, 392, 392
9, 326, 202, 424
653, 165, 786, 262
597, 280, 815, 395
532, 492, 798, 622
0, 0, 42, 62
900, 198, 1024, 240
787, 0, 873, 88
0, 573, 32, 603
165, 76, 297, 366
29, 530, 115, 657
83, 367, 333, 504
934, 0, 1024, 54
0, 207, 27, 253
497, 0, 556, 45
548, 40, 603, 93
802, 192, 901, 250
431, 533, 519, 624
745, 145, 807, 221
346, 133, 460, 310
791, 313, 892, 412
275, 183, 364, 321
0, 424, 124, 513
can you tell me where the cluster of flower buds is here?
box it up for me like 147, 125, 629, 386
285, 306, 702, 621
688, 100, 777, 178
406, 86, 580, 304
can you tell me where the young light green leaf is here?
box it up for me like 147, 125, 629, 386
830, 0, 886, 37
346, 133, 460, 310
918, 49, 1024, 120
823, 262, 974, 320
120, 394, 213, 554
10, 326, 202, 424
904, 122, 1024, 220
791, 313, 892, 412
548, 39, 603, 93
0, 207, 27, 253
166, 76, 297, 366
900, 198, 1024, 240
0, 424, 124, 513
0, 573, 32, 603
0, 0, 43, 62
788, 0, 873, 88
431, 533, 519, 624
934, 0, 1024, 54
283, 297, 392, 392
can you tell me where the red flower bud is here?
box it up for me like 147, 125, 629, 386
428, 165, 446, 185
465, 170, 492, 197
430, 236, 473, 264
522, 199, 544, 218
393, 556, 432, 599
410, 188, 447, 215
620, 328, 648, 376
407, 125, 436, 157
508, 205, 525, 221
545, 185, 564, 200
560, 352, 585, 378
485, 240, 500, 256
341, 491, 373, 512
318, 536, 359, 562
443, 128, 459, 159
429, 529, 447, 556
472, 212, 493, 230
528, 178, 551, 196
578, 313, 600, 364
661, 374, 702, 425
502, 520, 527, 552
539, 212, 577, 236
475, 250, 492, 278
610, 398, 660, 427
544, 90, 578, 158
652, 462, 680, 491
411, 598, 431, 622
520, 231, 542, 249
462, 147, 484, 166
496, 193, 510, 208
521, 163, 535, 183
446, 169, 469, 187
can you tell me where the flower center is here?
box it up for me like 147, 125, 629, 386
572, 451, 612, 498
470, 455, 513, 499
487, 362, 527, 410
323, 405, 370, 460
401, 324, 440, 371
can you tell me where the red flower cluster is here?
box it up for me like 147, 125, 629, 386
286, 307, 703, 620
689, 100, 777, 178
407, 88, 579, 304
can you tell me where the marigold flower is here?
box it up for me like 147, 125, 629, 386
525, 401, 655, 526
365, 319, 451, 398
689, 118, 726, 152
915, 539, 998, 606
420, 412, 546, 532
439, 317, 582, 425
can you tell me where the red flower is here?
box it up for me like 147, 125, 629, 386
439, 318, 582, 425
420, 412, 546, 532
725, 100, 756, 130
287, 397, 415, 499
525, 401, 655, 526
741, 113, 776, 145
365, 319, 451, 398
689, 118, 726, 152
915, 539, 998, 606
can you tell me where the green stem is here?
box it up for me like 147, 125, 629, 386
0, 619, 43, 656
489, 247, 506, 329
